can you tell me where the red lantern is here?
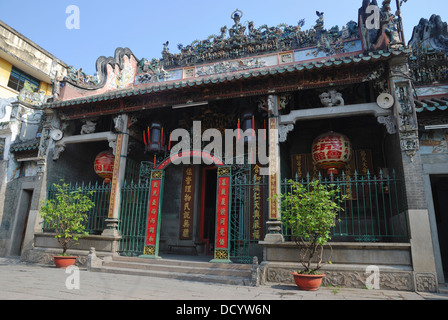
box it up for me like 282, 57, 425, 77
94, 151, 115, 184
311, 132, 352, 175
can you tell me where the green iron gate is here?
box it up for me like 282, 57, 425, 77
117, 161, 269, 264
117, 180, 151, 256
229, 163, 269, 264
117, 161, 151, 256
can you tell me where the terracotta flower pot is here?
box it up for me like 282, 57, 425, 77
291, 272, 325, 291
53, 256, 77, 268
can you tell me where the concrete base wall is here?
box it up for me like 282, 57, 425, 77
259, 241, 433, 292
22, 233, 121, 267
262, 242, 412, 266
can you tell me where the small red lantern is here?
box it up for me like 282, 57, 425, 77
312, 132, 352, 175
94, 151, 115, 184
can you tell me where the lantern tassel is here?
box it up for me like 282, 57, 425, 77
153, 154, 156, 168
143, 130, 147, 145
237, 118, 241, 140
147, 127, 150, 144
168, 132, 172, 151
252, 116, 255, 137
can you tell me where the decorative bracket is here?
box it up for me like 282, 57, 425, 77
52, 131, 117, 160
278, 124, 294, 143
377, 115, 397, 134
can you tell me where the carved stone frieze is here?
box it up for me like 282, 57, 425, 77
414, 273, 438, 293
392, 80, 420, 161
262, 265, 414, 291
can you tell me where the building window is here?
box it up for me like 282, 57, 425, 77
7, 67, 40, 93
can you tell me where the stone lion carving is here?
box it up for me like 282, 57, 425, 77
80, 120, 97, 135
319, 90, 344, 107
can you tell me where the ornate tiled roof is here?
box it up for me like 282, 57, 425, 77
10, 139, 40, 153
415, 97, 448, 112
43, 47, 410, 110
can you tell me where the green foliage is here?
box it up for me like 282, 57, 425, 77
39, 180, 95, 255
272, 179, 346, 275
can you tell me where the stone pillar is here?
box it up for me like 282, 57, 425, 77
264, 95, 284, 244
389, 56, 438, 292
102, 114, 129, 237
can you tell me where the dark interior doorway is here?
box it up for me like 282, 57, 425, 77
431, 175, 448, 280
200, 166, 217, 255
10, 189, 33, 256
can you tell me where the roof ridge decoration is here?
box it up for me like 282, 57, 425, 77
359, 0, 405, 51
408, 15, 448, 88
64, 47, 137, 90
51, 10, 366, 103
141, 9, 359, 72
408, 14, 448, 54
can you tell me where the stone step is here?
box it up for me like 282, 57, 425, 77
104, 260, 252, 277
90, 255, 255, 286
439, 282, 448, 294
112, 255, 252, 271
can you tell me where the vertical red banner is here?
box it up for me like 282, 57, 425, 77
145, 179, 161, 246
215, 177, 230, 249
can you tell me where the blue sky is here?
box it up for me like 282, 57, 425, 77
1, 0, 447, 75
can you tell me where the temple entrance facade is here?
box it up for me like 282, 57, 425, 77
16, 2, 448, 292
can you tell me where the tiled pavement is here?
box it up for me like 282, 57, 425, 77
1, 257, 447, 301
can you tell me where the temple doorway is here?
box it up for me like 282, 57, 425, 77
200, 166, 217, 255
431, 175, 448, 281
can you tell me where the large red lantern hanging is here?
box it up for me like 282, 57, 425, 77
311, 132, 352, 175
94, 150, 115, 184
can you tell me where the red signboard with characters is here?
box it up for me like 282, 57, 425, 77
145, 179, 161, 246
215, 177, 230, 249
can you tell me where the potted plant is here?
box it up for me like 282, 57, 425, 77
272, 179, 346, 291
39, 181, 95, 268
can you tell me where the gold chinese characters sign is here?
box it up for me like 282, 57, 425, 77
251, 164, 264, 240
179, 166, 195, 240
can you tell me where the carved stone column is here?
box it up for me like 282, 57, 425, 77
389, 56, 438, 292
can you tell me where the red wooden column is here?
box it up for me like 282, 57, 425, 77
210, 166, 232, 263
